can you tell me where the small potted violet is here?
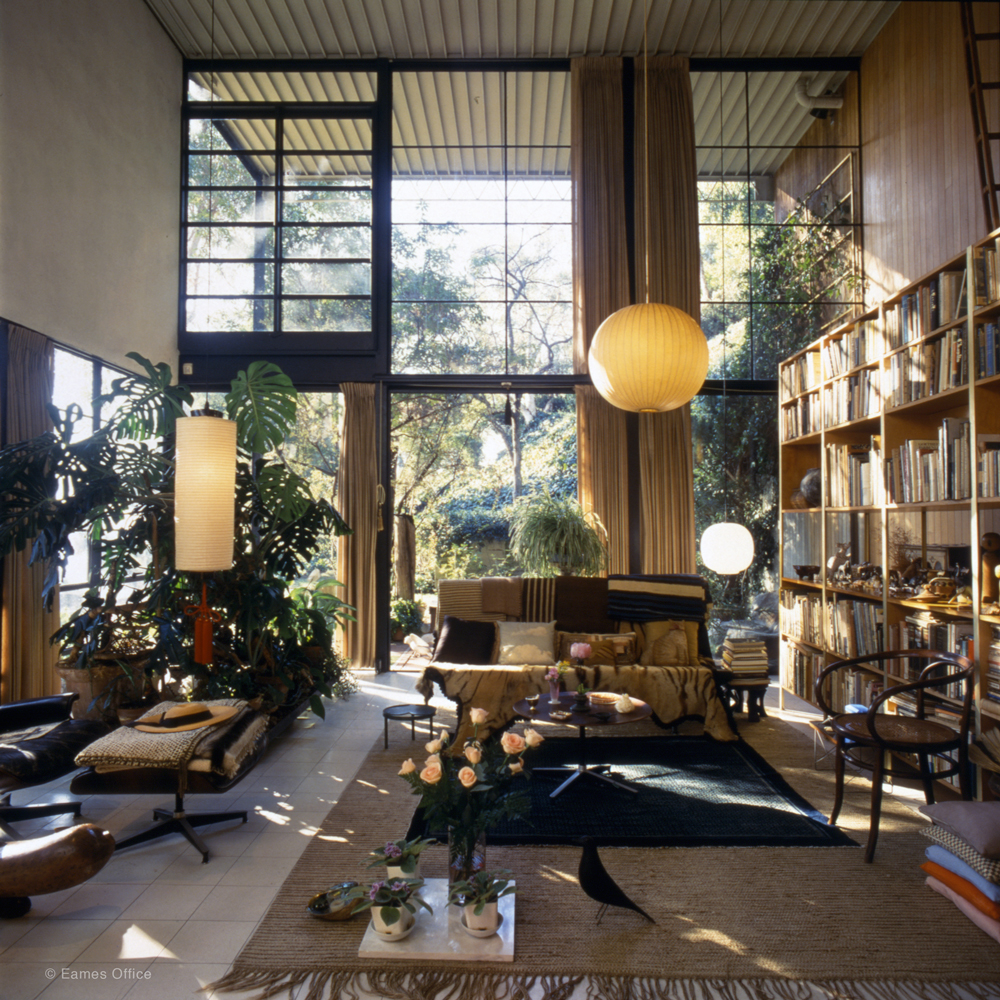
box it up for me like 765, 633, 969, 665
367, 836, 435, 881
346, 878, 432, 939
448, 869, 517, 937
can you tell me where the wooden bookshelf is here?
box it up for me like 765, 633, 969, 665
778, 228, 1000, 799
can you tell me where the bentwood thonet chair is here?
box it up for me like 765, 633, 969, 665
814, 649, 975, 863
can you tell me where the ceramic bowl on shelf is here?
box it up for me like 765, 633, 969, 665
793, 565, 821, 581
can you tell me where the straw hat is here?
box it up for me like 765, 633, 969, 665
134, 702, 239, 733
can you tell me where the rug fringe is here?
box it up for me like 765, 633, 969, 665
205, 972, 1000, 1000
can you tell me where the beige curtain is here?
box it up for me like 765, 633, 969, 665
635, 55, 699, 573
1, 324, 58, 702
336, 383, 379, 669
571, 58, 632, 574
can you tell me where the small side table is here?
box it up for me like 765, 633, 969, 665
383, 704, 437, 750
727, 677, 770, 722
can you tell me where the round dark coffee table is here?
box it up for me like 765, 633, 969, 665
512, 693, 652, 798
382, 703, 437, 749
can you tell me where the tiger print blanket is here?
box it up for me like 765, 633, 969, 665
415, 663, 737, 749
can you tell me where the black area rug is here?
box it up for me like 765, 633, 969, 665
415, 736, 857, 848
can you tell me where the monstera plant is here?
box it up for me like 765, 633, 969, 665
0, 353, 355, 719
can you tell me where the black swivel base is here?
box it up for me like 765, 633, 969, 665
113, 794, 247, 863
0, 797, 83, 840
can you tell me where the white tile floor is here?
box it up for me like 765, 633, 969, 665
0, 669, 440, 1000
0, 675, 942, 1000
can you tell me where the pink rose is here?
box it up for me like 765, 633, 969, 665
398, 758, 416, 775
570, 642, 592, 660
501, 731, 526, 755
420, 762, 442, 784
509, 759, 524, 774
469, 707, 488, 725
464, 744, 482, 764
523, 727, 543, 748
458, 766, 478, 788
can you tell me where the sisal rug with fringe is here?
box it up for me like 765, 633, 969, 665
209, 710, 1000, 1000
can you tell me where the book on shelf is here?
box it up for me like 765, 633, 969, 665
975, 321, 999, 378
937, 269, 967, 323
887, 422, 971, 503
977, 434, 1000, 499
973, 238, 999, 307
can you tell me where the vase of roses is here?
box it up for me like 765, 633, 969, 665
367, 836, 435, 882
545, 660, 570, 705
344, 878, 432, 940
398, 707, 544, 884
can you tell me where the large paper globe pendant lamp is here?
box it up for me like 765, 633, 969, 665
588, 303, 709, 412
700, 522, 754, 575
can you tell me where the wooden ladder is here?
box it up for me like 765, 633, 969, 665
961, 2, 1000, 231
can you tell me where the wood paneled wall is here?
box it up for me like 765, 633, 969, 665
773, 2, 997, 307
860, 0, 997, 303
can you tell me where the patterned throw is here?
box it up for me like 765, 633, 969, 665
607, 574, 714, 623
416, 663, 737, 748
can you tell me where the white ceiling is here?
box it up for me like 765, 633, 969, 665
144, 0, 898, 61
158, 1, 900, 180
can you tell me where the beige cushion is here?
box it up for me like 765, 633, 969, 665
919, 802, 1000, 859
557, 631, 637, 665
640, 620, 701, 666
495, 621, 556, 665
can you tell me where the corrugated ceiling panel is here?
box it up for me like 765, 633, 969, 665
146, 0, 899, 59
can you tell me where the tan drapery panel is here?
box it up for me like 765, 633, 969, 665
635, 55, 699, 573
571, 57, 633, 574
1, 325, 58, 701
575, 386, 630, 576
336, 383, 378, 669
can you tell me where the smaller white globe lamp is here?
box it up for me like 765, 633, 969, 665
700, 522, 754, 575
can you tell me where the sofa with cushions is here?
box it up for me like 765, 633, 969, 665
416, 574, 737, 746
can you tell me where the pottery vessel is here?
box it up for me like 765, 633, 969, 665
463, 900, 499, 933
371, 905, 415, 938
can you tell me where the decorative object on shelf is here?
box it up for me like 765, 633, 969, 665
982, 532, 1000, 605
826, 541, 850, 580
799, 468, 822, 507
398, 708, 543, 885
788, 489, 809, 509
448, 869, 517, 937
793, 564, 821, 582
306, 881, 362, 921
344, 878, 431, 939
367, 836, 434, 882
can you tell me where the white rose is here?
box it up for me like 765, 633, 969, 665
469, 707, 488, 725
398, 758, 417, 775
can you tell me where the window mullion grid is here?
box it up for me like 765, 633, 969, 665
275, 117, 285, 335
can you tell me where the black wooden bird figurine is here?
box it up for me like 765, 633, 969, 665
577, 836, 655, 924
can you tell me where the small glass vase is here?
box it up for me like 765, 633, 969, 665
448, 827, 487, 886
548, 680, 561, 705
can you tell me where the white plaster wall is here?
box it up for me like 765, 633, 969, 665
0, 0, 182, 372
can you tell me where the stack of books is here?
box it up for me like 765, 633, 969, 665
721, 637, 770, 678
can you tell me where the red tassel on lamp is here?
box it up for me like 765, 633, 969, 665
175, 412, 237, 666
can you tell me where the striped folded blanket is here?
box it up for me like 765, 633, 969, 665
607, 574, 713, 623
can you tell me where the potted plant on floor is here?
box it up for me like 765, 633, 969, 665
0, 354, 356, 723
389, 598, 423, 642
448, 868, 516, 935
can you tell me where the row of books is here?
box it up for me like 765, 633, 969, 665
827, 597, 883, 660
885, 327, 969, 408
781, 645, 824, 703
826, 435, 882, 507
886, 269, 967, 350
986, 626, 1000, 705
884, 614, 973, 702
780, 391, 820, 441
823, 368, 882, 427
978, 433, 1000, 498
779, 590, 824, 647
885, 418, 972, 504
973, 238, 1000, 306
973, 321, 1000, 379
721, 637, 770, 676
779, 350, 822, 401
822, 318, 881, 378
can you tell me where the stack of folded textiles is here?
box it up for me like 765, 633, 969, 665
918, 800, 1000, 944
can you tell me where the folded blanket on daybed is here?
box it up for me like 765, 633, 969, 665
416, 663, 737, 749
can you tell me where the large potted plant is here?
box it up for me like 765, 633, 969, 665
507, 490, 607, 577
0, 353, 355, 721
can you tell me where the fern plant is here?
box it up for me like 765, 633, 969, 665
507, 491, 607, 578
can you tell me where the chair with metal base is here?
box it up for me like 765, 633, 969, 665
815, 649, 975, 863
